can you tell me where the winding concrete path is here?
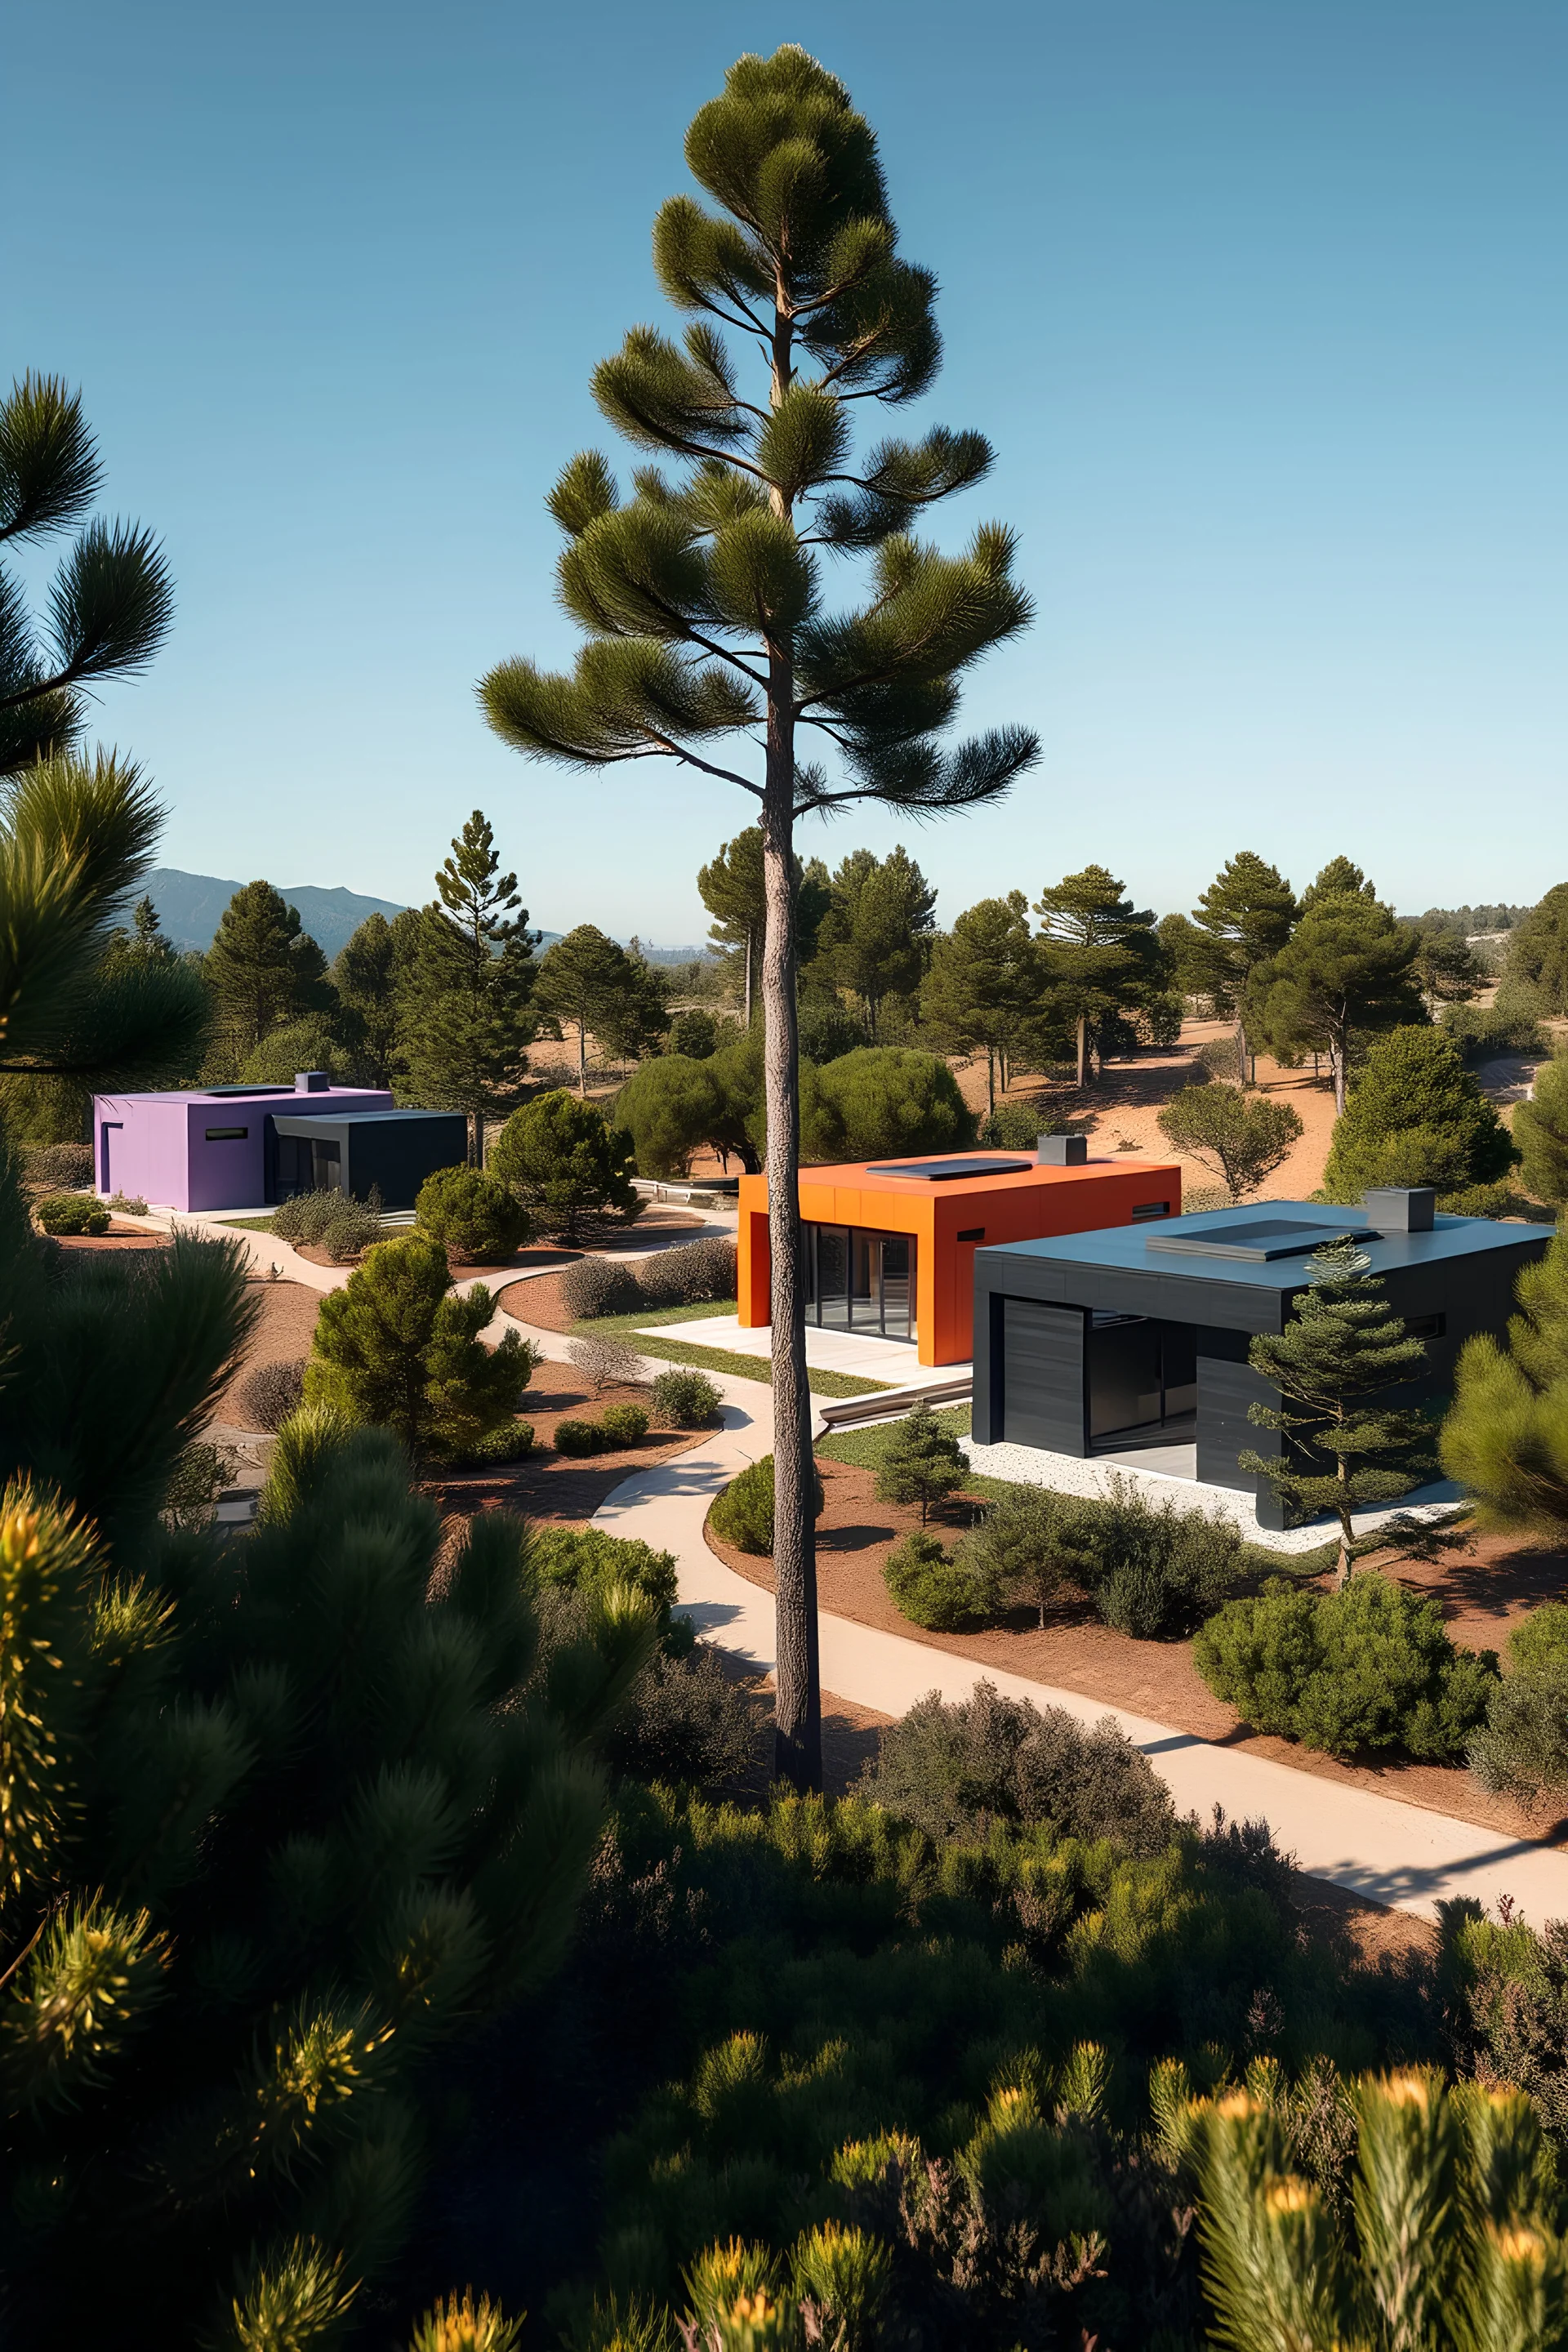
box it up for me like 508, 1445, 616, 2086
489, 1303, 1568, 1932
146, 1207, 1568, 1931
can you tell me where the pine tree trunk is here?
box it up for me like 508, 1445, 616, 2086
987, 1050, 996, 1116
762, 648, 820, 1793
1335, 1451, 1353, 1584
577, 1015, 587, 1096
1076, 1013, 1087, 1089
1330, 1032, 1347, 1116
744, 928, 753, 1028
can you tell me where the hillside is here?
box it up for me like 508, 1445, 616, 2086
144, 870, 412, 960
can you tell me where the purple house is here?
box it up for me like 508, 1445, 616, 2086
93, 1072, 404, 1212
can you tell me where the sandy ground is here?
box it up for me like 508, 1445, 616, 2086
705, 1454, 1568, 1848
52, 1215, 174, 1254
285, 1203, 705, 1273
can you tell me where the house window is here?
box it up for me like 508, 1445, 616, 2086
957, 1227, 985, 1242
204, 1125, 249, 1142
1130, 1200, 1171, 1222
1405, 1312, 1446, 1340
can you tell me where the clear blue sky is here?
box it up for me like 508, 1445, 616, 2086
6, 1, 1565, 941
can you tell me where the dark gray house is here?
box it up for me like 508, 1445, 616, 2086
972, 1189, 1549, 1528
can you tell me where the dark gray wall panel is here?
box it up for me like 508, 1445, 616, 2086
999, 1298, 1089, 1454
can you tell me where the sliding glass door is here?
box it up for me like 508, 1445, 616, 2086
803, 1223, 915, 1342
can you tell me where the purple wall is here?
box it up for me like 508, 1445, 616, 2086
93, 1085, 394, 1210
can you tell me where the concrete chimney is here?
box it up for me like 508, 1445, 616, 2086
295, 1071, 330, 1093
1036, 1134, 1087, 1166
1363, 1186, 1435, 1232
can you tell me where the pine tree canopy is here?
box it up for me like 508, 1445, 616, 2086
1320, 1023, 1517, 1205
0, 373, 175, 777
0, 750, 209, 1088
1240, 1236, 1437, 1573
479, 47, 1037, 820
1441, 1233, 1568, 1540
1188, 851, 1298, 1008
1515, 1056, 1568, 1208
203, 879, 333, 1061
815, 844, 937, 1033
1506, 882, 1568, 1015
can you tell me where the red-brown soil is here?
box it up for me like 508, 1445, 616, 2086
51, 1216, 173, 1254
497, 1269, 594, 1332
214, 1276, 324, 1423
286, 1204, 705, 1274
421, 1359, 707, 1528
706, 1456, 1568, 1849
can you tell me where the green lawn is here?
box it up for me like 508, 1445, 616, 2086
216, 1214, 279, 1232
572, 1298, 891, 1398
816, 1404, 971, 1470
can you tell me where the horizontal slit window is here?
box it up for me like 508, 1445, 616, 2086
1405, 1312, 1446, 1340
204, 1125, 249, 1142
957, 1227, 985, 1242
1130, 1200, 1170, 1221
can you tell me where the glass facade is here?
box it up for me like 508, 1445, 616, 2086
803, 1222, 916, 1342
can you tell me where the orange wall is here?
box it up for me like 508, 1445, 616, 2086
737, 1156, 1183, 1364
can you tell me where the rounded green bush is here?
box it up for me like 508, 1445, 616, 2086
36, 1192, 109, 1236
415, 1165, 532, 1263
883, 1531, 990, 1633
461, 1419, 534, 1465
708, 1453, 824, 1556
599, 1403, 649, 1446
1193, 1570, 1498, 1761
530, 1523, 679, 1612
552, 1418, 603, 1458
651, 1367, 723, 1428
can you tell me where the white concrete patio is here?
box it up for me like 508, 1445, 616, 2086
640, 1310, 967, 1389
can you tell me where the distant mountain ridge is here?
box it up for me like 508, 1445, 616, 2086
140, 868, 706, 964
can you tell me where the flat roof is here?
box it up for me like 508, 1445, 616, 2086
864, 1155, 1035, 1181
269, 1108, 465, 1129
97, 1084, 391, 1107
978, 1200, 1546, 1291
786, 1152, 1180, 1197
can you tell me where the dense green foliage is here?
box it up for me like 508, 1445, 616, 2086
1157, 1080, 1303, 1200
814, 845, 938, 1039
270, 1183, 384, 1261
1441, 1235, 1568, 1542
1194, 1573, 1497, 1760
1516, 1057, 1568, 1207
1320, 1023, 1517, 1205
305, 1230, 537, 1459
862, 1679, 1177, 1852
415, 1164, 533, 1262
1182, 851, 1299, 1080
203, 877, 334, 1069
1188, 2064, 1568, 2352
1254, 862, 1425, 1111
803, 1045, 975, 1162
531, 1522, 681, 1617
920, 890, 1040, 1110
537, 925, 667, 1088
710, 1453, 825, 1556
1035, 862, 1161, 1088
1506, 884, 1568, 1015
615, 1051, 728, 1176
1240, 1238, 1437, 1577
1468, 1605, 1568, 1810
883, 1528, 990, 1630
489, 1089, 641, 1243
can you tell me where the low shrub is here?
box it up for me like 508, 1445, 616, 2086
956, 1475, 1260, 1640
1194, 1572, 1499, 1760
447, 1419, 534, 1468
552, 1418, 602, 1458
860, 1678, 1177, 1854
235, 1356, 307, 1432
530, 1522, 679, 1614
35, 1192, 109, 1236
978, 1101, 1058, 1150
630, 1233, 737, 1309
568, 1334, 646, 1394
651, 1366, 723, 1428
884, 1530, 991, 1632
560, 1254, 643, 1320
415, 1164, 532, 1262
1468, 1604, 1568, 1809
604, 1644, 760, 1787
271, 1187, 384, 1259
24, 1141, 93, 1189
1194, 1036, 1242, 1084
599, 1402, 649, 1446
164, 1440, 236, 1528
709, 1452, 825, 1556
105, 1190, 149, 1215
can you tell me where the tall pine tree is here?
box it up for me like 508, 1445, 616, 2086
697, 824, 829, 1025
1034, 863, 1159, 1088
815, 844, 938, 1038
202, 880, 333, 1070
400, 812, 538, 1162
920, 890, 1040, 1111
479, 47, 1038, 1786
1187, 851, 1298, 1085
1239, 1236, 1437, 1582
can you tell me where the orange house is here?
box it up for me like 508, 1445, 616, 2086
737, 1144, 1184, 1366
